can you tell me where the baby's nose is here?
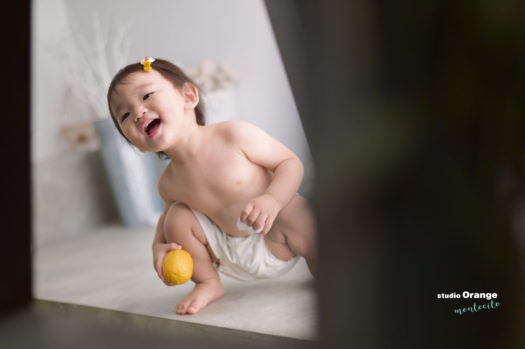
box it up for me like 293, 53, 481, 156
133, 107, 148, 121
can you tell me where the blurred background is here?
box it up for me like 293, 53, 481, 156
31, 0, 313, 246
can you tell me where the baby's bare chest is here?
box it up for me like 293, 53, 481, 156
162, 150, 270, 213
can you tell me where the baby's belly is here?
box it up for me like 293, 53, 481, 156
208, 204, 253, 237
189, 162, 273, 236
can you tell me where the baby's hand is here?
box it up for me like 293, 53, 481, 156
153, 242, 182, 285
239, 193, 281, 236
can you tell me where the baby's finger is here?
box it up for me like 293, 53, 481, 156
247, 209, 260, 226
168, 242, 182, 251
240, 203, 254, 222
253, 214, 266, 233
262, 213, 278, 236
260, 216, 272, 236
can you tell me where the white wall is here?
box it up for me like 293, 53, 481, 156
31, 0, 71, 162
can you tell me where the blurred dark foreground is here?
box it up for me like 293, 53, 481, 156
267, 0, 525, 348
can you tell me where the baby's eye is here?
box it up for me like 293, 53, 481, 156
121, 112, 130, 122
143, 92, 154, 101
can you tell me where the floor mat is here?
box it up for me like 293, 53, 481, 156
33, 225, 317, 340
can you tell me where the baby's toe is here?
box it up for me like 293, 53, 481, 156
187, 305, 199, 314
175, 301, 189, 314
187, 301, 204, 314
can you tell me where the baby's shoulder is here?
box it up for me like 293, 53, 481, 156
212, 119, 249, 133
211, 120, 258, 142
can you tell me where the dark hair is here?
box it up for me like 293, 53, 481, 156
106, 58, 206, 159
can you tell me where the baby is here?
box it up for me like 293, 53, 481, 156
107, 58, 316, 315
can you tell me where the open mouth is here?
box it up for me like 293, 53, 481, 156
144, 118, 161, 136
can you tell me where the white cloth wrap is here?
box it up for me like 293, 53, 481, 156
190, 208, 299, 281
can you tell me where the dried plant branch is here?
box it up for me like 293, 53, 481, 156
187, 60, 237, 93
61, 12, 131, 120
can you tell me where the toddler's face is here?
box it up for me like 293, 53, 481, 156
109, 70, 189, 152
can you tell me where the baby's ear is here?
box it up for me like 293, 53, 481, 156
181, 82, 199, 110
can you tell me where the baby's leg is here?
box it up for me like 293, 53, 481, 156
265, 195, 317, 276
164, 203, 224, 314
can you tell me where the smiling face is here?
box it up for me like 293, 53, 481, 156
109, 70, 199, 153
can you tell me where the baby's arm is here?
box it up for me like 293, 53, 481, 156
230, 121, 304, 235
152, 197, 182, 285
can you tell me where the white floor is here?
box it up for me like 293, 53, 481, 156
33, 225, 317, 340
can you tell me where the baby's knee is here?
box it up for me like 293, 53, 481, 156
164, 203, 196, 239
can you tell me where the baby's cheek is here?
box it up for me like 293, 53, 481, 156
121, 128, 132, 141
123, 129, 141, 146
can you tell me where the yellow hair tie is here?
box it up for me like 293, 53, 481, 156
140, 56, 156, 72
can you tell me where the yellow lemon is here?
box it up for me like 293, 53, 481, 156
162, 249, 193, 285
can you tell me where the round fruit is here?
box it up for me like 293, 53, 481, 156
162, 249, 193, 285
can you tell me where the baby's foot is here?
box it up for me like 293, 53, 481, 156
175, 278, 224, 315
